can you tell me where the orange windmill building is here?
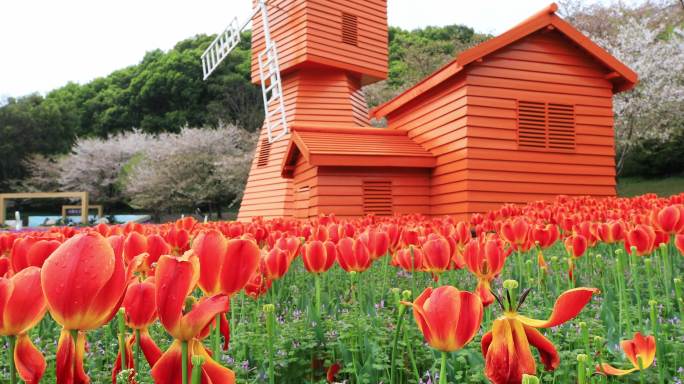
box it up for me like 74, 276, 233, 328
203, 2, 637, 220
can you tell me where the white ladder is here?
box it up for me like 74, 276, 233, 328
201, 17, 241, 80
258, 42, 288, 143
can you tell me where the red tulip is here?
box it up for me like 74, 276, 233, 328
651, 205, 684, 234
421, 234, 451, 276
11, 236, 61, 272
244, 266, 271, 300
263, 247, 291, 280
597, 221, 625, 244
463, 236, 508, 306
404, 286, 483, 352
0, 256, 9, 277
394, 245, 424, 272
336, 237, 372, 273
501, 218, 531, 251
112, 277, 161, 382
676, 234, 684, 256
326, 362, 341, 383
359, 228, 389, 260
192, 230, 228, 295
146, 234, 171, 265
598, 332, 656, 376
302, 240, 336, 274
123, 231, 148, 264
220, 238, 261, 296
625, 224, 657, 256
41, 232, 126, 384
0, 267, 48, 383
482, 288, 599, 384
564, 234, 587, 258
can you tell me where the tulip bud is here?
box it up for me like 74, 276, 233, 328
263, 304, 275, 313
521, 374, 539, 384
401, 290, 412, 301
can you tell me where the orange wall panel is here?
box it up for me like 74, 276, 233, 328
251, 0, 388, 84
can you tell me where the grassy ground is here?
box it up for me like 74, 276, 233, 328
618, 176, 684, 197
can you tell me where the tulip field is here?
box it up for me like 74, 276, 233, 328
2, 194, 684, 384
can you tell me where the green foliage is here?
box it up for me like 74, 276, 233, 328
621, 126, 684, 179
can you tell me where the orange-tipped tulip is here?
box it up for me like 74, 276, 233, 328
302, 240, 336, 274
598, 332, 656, 376
481, 287, 599, 384
404, 286, 483, 352
41, 232, 127, 384
336, 237, 372, 273
421, 234, 451, 276
0, 267, 48, 383
151, 252, 234, 384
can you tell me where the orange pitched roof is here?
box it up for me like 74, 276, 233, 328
370, 3, 638, 119
281, 124, 436, 177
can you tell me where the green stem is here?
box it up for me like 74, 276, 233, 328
135, 329, 141, 375
181, 340, 189, 384
265, 304, 276, 384
8, 335, 16, 384
70, 329, 79, 380
390, 304, 407, 384
439, 351, 448, 384
117, 309, 127, 371
638, 356, 645, 384
191, 355, 204, 384
314, 273, 321, 320
404, 327, 420, 383
212, 314, 221, 363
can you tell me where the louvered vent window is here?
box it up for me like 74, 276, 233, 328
362, 180, 392, 216
257, 138, 271, 167
342, 13, 358, 46
517, 101, 575, 151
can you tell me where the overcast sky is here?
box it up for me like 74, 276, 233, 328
1, 0, 591, 99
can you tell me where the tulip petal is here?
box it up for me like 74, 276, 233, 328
42, 233, 118, 330
220, 239, 260, 296
155, 253, 199, 339
484, 319, 536, 384
523, 325, 559, 370
193, 230, 227, 295
220, 313, 230, 351
180, 294, 230, 341
150, 340, 185, 384
597, 363, 637, 376
139, 329, 162, 367
517, 288, 599, 328
14, 333, 46, 383
3, 267, 47, 336
55, 330, 89, 384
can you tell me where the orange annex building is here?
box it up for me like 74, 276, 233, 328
237, 2, 637, 221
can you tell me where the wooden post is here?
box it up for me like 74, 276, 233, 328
0, 196, 5, 226
81, 192, 89, 225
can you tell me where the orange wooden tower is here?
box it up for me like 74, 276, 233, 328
237, 0, 389, 220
